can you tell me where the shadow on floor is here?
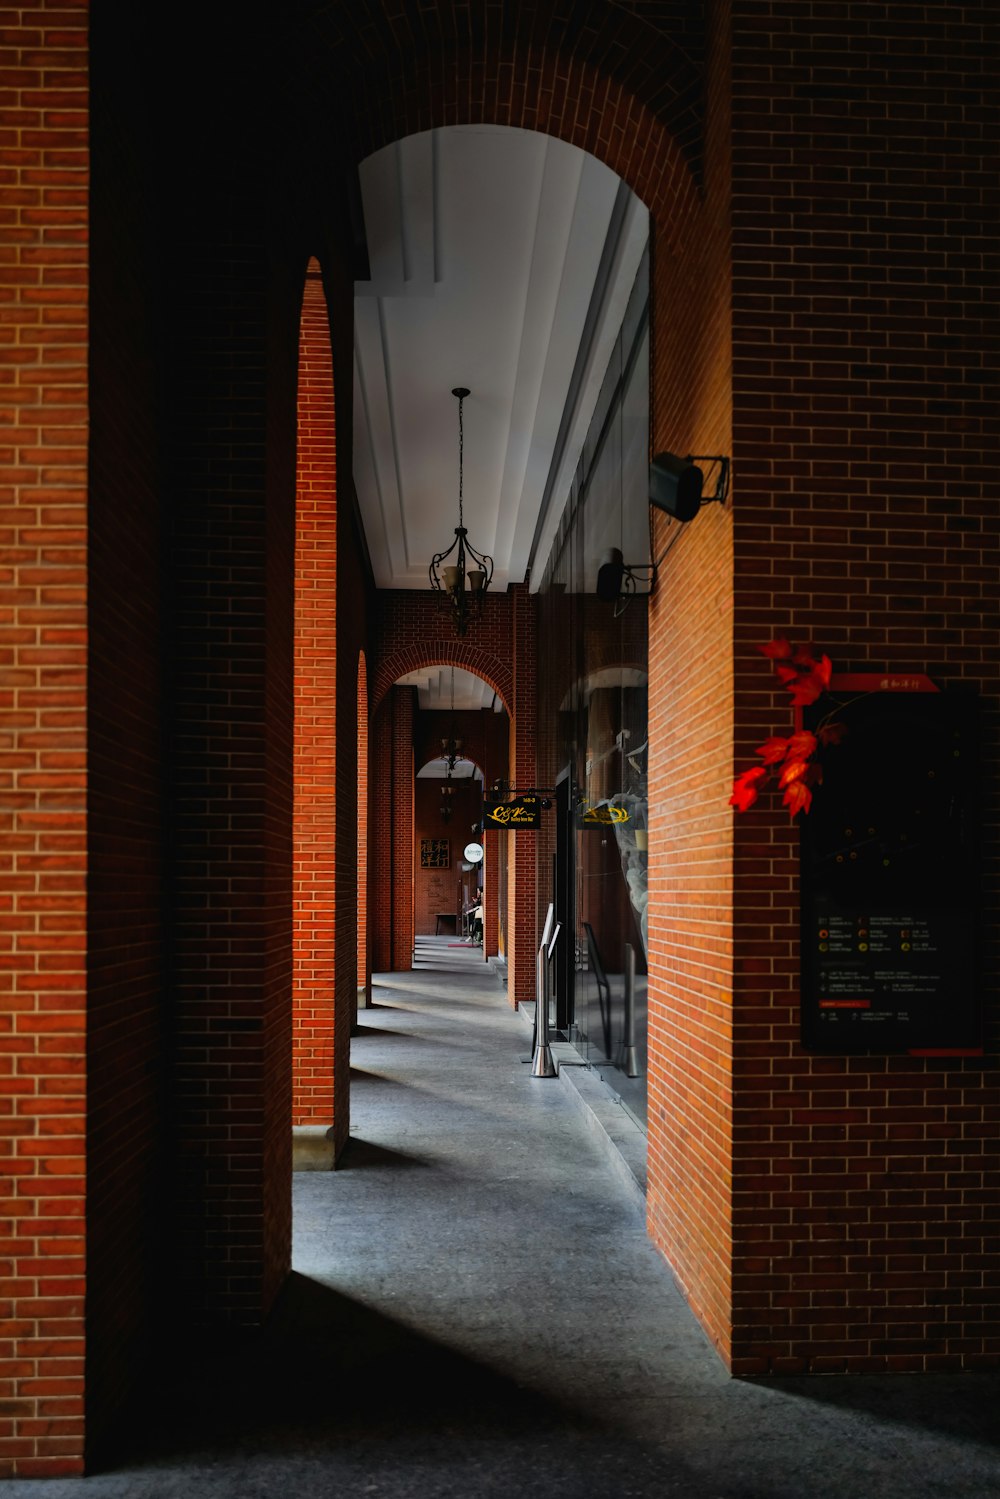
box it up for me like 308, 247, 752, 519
754, 1365, 1000, 1450
336, 1137, 431, 1171
109, 1273, 708, 1498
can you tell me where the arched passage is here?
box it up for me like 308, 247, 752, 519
284, 16, 732, 1360
6, 7, 736, 1474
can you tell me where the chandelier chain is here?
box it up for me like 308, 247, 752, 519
457, 392, 464, 530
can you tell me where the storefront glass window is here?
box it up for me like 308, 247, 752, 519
536, 246, 649, 1126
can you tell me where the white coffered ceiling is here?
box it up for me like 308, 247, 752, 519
352, 125, 648, 711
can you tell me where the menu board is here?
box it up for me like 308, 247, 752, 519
800, 684, 980, 1054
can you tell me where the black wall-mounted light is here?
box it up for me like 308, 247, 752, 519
649, 452, 730, 522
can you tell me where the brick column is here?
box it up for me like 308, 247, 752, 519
293, 263, 337, 1137
507, 584, 537, 1008
390, 686, 415, 971
0, 4, 90, 1477
370, 702, 393, 973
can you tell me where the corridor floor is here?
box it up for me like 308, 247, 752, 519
11, 938, 1000, 1496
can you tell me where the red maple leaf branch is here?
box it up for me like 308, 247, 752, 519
732, 638, 848, 817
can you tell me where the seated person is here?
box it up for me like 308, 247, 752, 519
465, 886, 483, 944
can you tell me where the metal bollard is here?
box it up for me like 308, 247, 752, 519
531, 934, 557, 1078
621, 941, 640, 1078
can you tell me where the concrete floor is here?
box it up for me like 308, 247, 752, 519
12, 936, 1000, 1496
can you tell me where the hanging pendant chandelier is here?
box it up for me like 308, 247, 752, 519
429, 387, 493, 638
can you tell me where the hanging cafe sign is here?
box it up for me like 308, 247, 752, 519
483, 789, 636, 832
483, 793, 543, 830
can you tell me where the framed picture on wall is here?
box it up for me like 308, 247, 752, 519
420, 839, 450, 869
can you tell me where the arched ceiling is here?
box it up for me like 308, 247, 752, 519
353, 125, 648, 595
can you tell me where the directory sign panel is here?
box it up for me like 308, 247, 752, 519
800, 682, 980, 1054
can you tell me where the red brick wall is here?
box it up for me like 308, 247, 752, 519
506, 583, 538, 1009
86, 0, 173, 1470
293, 262, 337, 1127
390, 686, 415, 971
158, 3, 298, 1335
727, 2, 999, 1373
370, 701, 393, 974
5, 3, 995, 1475
644, 1, 736, 1364
323, 241, 371, 1157
1, 2, 90, 1477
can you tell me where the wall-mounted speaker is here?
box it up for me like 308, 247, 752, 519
649, 453, 704, 522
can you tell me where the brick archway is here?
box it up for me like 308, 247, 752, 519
372, 644, 512, 718
280, 3, 704, 210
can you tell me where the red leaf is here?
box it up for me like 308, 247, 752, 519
815, 654, 833, 688
787, 671, 825, 707
774, 664, 799, 686
818, 721, 848, 747
786, 731, 818, 761
755, 736, 790, 765
758, 637, 793, 660
783, 780, 813, 816
730, 766, 767, 812
778, 757, 810, 788
792, 644, 817, 668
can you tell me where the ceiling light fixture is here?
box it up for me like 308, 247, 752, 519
440, 776, 455, 824
429, 388, 493, 637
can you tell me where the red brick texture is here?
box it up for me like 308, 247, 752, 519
390, 685, 416, 972
726, 2, 999, 1374
1, 1, 89, 1477
292, 243, 366, 1160
370, 697, 394, 975
86, 0, 173, 1471
2, 0, 997, 1476
644, 1, 736, 1367
293, 263, 337, 1127
153, 0, 301, 1356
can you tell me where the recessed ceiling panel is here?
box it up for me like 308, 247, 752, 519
394, 665, 503, 713
353, 126, 647, 593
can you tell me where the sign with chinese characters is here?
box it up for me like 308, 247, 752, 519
575, 800, 632, 831
800, 683, 981, 1054
420, 838, 450, 869
484, 794, 541, 830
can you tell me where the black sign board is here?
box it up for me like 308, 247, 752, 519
484, 794, 541, 830
800, 682, 981, 1054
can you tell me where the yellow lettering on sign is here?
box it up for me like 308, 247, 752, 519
580, 805, 629, 825
487, 804, 536, 825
